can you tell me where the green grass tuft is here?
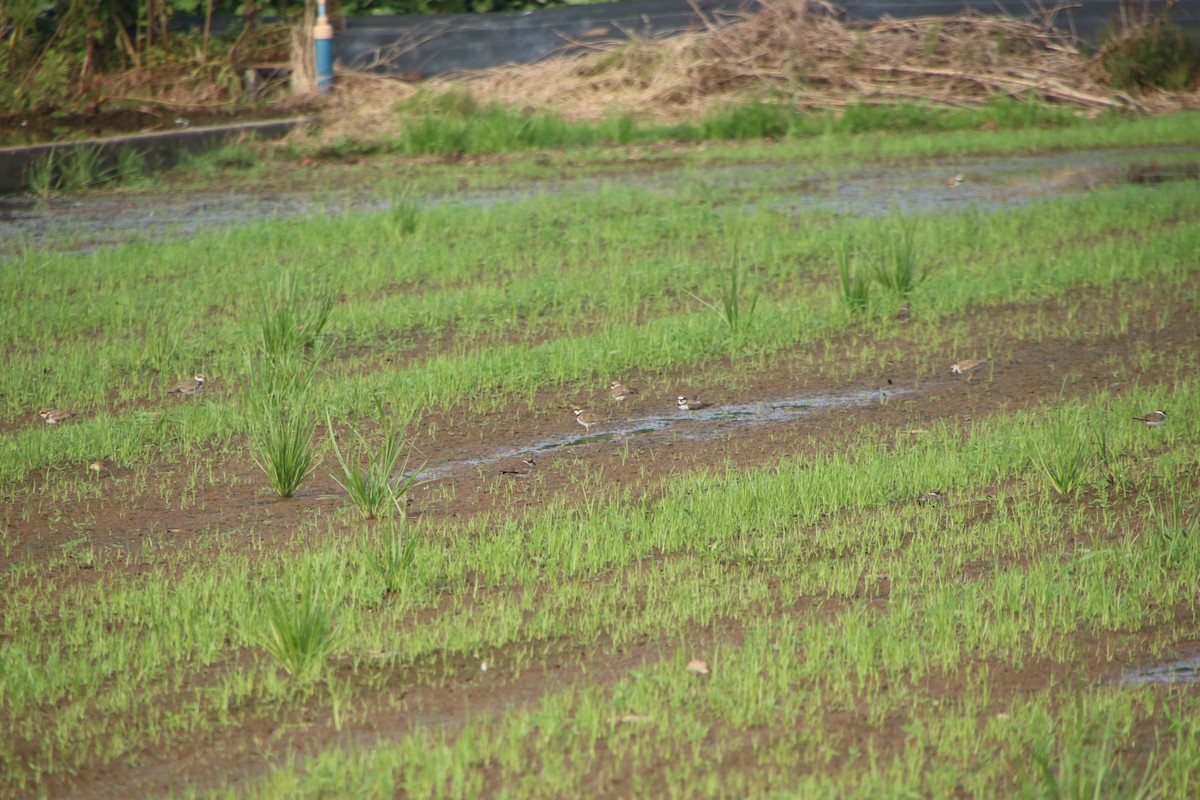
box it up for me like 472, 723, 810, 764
253, 577, 341, 681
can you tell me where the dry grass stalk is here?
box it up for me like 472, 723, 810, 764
290, 1, 318, 96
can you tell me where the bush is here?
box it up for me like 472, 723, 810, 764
1097, 6, 1199, 92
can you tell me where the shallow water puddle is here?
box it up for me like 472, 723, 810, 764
1115, 653, 1200, 686
1, 146, 1196, 255
752, 148, 1200, 218
419, 385, 905, 479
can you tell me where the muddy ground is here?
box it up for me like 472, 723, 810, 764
5, 144, 1200, 798
7, 272, 1199, 798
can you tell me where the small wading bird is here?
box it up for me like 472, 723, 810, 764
918, 489, 944, 506
951, 359, 989, 382
944, 174, 965, 189
168, 373, 206, 395
608, 381, 638, 404
39, 409, 76, 425
499, 458, 536, 478
572, 406, 606, 433
677, 396, 713, 411
1132, 409, 1167, 428
895, 303, 911, 322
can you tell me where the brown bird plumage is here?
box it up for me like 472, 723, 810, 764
572, 406, 607, 433
608, 381, 638, 404
39, 409, 76, 425
677, 396, 714, 411
168, 374, 206, 395
1132, 409, 1167, 428
951, 359, 989, 382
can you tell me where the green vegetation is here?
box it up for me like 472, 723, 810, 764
835, 235, 872, 315
22, 144, 133, 198
254, 271, 336, 362
689, 256, 759, 342
1032, 410, 1097, 497
360, 522, 418, 595
873, 217, 921, 299
252, 570, 342, 681
1097, 5, 1200, 92
245, 352, 324, 499
327, 405, 420, 521
251, 389, 320, 498
320, 95, 1085, 160
1, 117, 1199, 797
3, 116, 1200, 486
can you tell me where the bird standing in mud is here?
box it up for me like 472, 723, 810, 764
608, 381, 638, 405
572, 406, 606, 433
951, 359, 989, 382
499, 458, 537, 478
677, 396, 714, 411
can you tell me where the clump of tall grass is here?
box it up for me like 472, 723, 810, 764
254, 576, 341, 681
25, 150, 58, 200
361, 521, 417, 595
1148, 489, 1196, 569
1093, 424, 1133, 494
835, 238, 870, 314
873, 217, 922, 298
115, 147, 148, 185
59, 145, 111, 192
25, 145, 115, 198
256, 272, 336, 362
1025, 729, 1163, 800
245, 351, 324, 499
690, 256, 759, 339
139, 317, 184, 374
1031, 412, 1096, 497
387, 188, 422, 239
327, 403, 423, 520
252, 394, 319, 498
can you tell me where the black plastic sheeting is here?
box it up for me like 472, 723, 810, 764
331, 0, 1199, 78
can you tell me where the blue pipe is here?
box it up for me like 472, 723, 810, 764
314, 2, 334, 93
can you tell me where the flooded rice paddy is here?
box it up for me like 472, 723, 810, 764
1, 145, 1196, 255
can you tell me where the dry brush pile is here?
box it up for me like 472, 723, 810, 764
318, 0, 1197, 141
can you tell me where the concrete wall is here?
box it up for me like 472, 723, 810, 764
0, 119, 301, 196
